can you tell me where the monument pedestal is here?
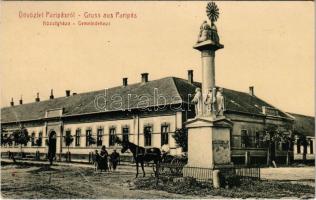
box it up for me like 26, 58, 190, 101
183, 116, 233, 180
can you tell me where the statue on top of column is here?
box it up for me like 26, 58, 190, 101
197, 2, 220, 44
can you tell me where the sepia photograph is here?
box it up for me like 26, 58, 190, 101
0, 1, 314, 199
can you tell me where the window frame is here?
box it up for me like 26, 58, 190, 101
297, 141, 301, 154
161, 124, 169, 146
144, 125, 153, 147
38, 132, 43, 147
86, 128, 92, 147
75, 129, 81, 147
97, 128, 103, 147
240, 129, 249, 148
109, 127, 116, 146
122, 126, 129, 142
31, 132, 35, 146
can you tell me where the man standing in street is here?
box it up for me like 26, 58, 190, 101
110, 149, 120, 171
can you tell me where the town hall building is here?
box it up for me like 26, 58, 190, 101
1, 71, 313, 164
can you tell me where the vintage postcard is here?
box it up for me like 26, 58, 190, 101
0, 1, 314, 199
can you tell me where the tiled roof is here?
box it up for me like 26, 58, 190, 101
1, 76, 292, 123
288, 113, 315, 137
172, 77, 290, 118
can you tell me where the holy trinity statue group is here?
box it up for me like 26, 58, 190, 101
191, 87, 224, 118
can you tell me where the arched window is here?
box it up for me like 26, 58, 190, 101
75, 129, 81, 147
97, 128, 103, 146
144, 126, 152, 146
31, 132, 35, 146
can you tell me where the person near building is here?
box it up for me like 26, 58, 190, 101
100, 145, 109, 172
110, 149, 120, 171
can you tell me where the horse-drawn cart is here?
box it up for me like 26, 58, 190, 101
159, 153, 188, 175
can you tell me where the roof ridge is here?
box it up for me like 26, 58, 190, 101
1, 76, 176, 109
1, 75, 295, 123
250, 95, 294, 119
170, 77, 184, 104
287, 112, 315, 118
172, 76, 254, 95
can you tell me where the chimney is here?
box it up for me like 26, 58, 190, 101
72, 92, 77, 96
249, 86, 254, 96
141, 73, 149, 83
188, 70, 194, 84
49, 89, 54, 99
35, 93, 40, 102
10, 98, 14, 106
19, 96, 23, 105
123, 78, 128, 87
66, 90, 70, 97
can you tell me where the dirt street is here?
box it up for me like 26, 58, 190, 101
1, 163, 201, 199
261, 167, 315, 181
1, 161, 315, 199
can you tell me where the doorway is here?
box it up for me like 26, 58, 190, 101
48, 131, 57, 164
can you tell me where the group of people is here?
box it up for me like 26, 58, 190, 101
94, 145, 120, 172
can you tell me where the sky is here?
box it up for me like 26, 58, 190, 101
0, 1, 314, 116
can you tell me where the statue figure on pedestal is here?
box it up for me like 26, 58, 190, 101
197, 2, 221, 44
197, 21, 211, 43
204, 87, 218, 116
216, 88, 224, 116
191, 88, 203, 117
210, 23, 220, 44
202, 87, 224, 117
211, 87, 217, 113
204, 89, 213, 116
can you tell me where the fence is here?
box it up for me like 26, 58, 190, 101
157, 163, 260, 183
235, 167, 260, 180
182, 165, 213, 182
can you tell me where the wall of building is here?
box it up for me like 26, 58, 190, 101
1, 124, 47, 154
226, 112, 293, 163
1, 110, 183, 157
293, 137, 315, 160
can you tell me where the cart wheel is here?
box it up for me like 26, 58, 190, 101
170, 158, 184, 175
152, 162, 161, 174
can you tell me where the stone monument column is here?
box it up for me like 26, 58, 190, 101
194, 21, 223, 116
201, 50, 216, 94
184, 2, 233, 181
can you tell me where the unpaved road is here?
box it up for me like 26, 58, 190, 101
0, 163, 203, 199
261, 167, 315, 181
1, 161, 315, 199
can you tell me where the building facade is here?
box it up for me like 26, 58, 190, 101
2, 71, 311, 164
289, 113, 315, 161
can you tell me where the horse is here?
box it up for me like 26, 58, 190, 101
120, 140, 161, 178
